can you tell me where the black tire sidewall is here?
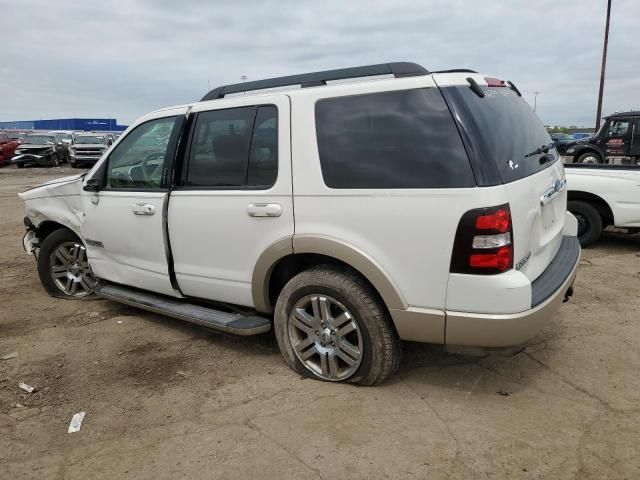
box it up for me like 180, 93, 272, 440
568, 200, 602, 247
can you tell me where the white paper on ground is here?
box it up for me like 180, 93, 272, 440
18, 383, 35, 393
68, 412, 86, 433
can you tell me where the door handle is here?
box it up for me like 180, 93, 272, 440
247, 203, 282, 217
132, 203, 156, 216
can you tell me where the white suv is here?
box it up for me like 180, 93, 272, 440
20, 62, 580, 384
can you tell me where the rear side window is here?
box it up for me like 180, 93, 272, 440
184, 105, 278, 189
247, 106, 278, 187
186, 107, 254, 187
315, 88, 475, 189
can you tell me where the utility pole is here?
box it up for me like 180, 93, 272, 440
595, 0, 612, 130
533, 91, 540, 112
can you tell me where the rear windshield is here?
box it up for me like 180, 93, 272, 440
442, 86, 557, 183
23, 135, 55, 144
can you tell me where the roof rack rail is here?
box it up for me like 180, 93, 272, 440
200, 62, 429, 101
431, 68, 478, 74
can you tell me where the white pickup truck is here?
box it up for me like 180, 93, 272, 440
566, 164, 640, 246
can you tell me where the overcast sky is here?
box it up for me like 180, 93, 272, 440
1, 0, 637, 127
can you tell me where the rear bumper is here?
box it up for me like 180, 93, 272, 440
445, 236, 580, 347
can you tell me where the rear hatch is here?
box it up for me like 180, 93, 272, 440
436, 74, 566, 281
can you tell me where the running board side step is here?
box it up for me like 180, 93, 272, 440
95, 283, 271, 336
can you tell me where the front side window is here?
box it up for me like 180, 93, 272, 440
606, 120, 629, 137
315, 88, 475, 189
105, 116, 176, 189
184, 105, 278, 189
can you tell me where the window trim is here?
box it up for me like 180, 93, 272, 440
101, 115, 181, 193
174, 103, 279, 191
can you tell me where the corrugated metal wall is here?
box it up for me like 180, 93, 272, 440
0, 118, 128, 131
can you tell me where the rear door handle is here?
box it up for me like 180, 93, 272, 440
247, 203, 282, 217
132, 203, 155, 216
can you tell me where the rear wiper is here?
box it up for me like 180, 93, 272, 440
525, 143, 555, 158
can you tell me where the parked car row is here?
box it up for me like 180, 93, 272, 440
0, 130, 120, 168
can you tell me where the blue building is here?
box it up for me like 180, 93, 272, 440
0, 118, 128, 132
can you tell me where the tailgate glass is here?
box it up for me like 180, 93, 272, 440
442, 85, 559, 183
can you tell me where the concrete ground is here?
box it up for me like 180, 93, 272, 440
1, 167, 639, 479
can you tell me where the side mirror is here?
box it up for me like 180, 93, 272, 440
83, 178, 101, 192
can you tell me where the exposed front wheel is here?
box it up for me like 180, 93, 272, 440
274, 266, 401, 385
568, 200, 603, 247
577, 152, 602, 164
37, 229, 96, 298
49, 154, 60, 167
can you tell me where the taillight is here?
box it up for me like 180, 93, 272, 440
450, 204, 514, 275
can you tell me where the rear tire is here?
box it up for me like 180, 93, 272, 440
568, 200, 602, 247
577, 152, 602, 164
274, 265, 401, 385
37, 228, 96, 299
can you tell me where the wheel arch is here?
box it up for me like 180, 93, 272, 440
567, 190, 614, 226
36, 220, 77, 243
575, 147, 604, 163
252, 235, 407, 314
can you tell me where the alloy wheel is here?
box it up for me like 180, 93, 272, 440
49, 242, 96, 297
288, 294, 363, 381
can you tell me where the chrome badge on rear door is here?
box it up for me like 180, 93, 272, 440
540, 178, 566, 206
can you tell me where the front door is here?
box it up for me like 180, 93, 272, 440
81, 114, 182, 297
168, 95, 293, 307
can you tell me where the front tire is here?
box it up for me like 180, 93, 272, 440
274, 265, 401, 385
49, 154, 60, 167
37, 229, 96, 298
577, 152, 602, 164
568, 200, 603, 247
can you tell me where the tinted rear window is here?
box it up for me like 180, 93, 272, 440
442, 86, 557, 183
315, 88, 475, 189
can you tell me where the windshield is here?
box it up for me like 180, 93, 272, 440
553, 134, 572, 141
23, 135, 55, 145
75, 136, 105, 145
441, 85, 557, 183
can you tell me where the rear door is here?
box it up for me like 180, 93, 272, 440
437, 76, 567, 281
168, 95, 293, 307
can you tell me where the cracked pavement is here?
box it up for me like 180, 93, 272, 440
1, 168, 639, 479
